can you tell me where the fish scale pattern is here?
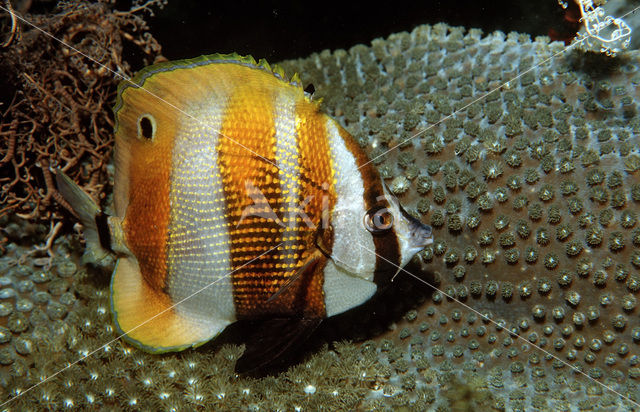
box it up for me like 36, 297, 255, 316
1, 22, 640, 410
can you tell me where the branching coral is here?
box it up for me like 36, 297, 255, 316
0, 0, 162, 227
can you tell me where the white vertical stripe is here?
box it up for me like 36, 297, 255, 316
273, 92, 301, 270
323, 119, 377, 317
166, 93, 235, 337
323, 261, 377, 317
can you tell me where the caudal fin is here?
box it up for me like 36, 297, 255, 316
55, 170, 112, 266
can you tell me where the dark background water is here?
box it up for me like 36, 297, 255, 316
120, 0, 575, 62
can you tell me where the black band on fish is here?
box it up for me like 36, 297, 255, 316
373, 226, 400, 284
95, 212, 113, 254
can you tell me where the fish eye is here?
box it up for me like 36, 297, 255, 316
364, 206, 394, 234
137, 114, 156, 141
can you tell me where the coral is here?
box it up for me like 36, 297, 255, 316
0, 0, 161, 224
2, 14, 640, 411
281, 22, 640, 409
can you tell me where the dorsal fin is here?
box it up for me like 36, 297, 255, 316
114, 53, 307, 120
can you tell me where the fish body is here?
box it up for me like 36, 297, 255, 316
57, 54, 432, 366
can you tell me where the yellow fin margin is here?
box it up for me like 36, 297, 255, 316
114, 53, 306, 124
111, 257, 228, 352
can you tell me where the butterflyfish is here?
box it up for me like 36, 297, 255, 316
56, 53, 433, 372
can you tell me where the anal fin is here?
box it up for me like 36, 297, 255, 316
234, 317, 322, 375
111, 257, 229, 352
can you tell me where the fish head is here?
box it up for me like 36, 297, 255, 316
322, 177, 432, 280
376, 186, 433, 267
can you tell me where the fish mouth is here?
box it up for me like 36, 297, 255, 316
398, 202, 433, 249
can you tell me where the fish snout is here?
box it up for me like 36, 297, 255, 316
409, 216, 433, 249
397, 203, 433, 250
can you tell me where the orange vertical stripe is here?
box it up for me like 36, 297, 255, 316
217, 76, 284, 316
119, 86, 177, 293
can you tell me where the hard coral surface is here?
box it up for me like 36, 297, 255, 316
283, 23, 640, 409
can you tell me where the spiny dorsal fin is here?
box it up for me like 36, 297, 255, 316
257, 58, 271, 72
290, 72, 302, 87
116, 53, 308, 112
273, 64, 286, 80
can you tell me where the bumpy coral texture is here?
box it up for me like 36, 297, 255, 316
1, 23, 640, 410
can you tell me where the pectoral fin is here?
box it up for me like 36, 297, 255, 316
267, 248, 325, 303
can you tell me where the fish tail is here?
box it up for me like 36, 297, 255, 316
55, 170, 113, 266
